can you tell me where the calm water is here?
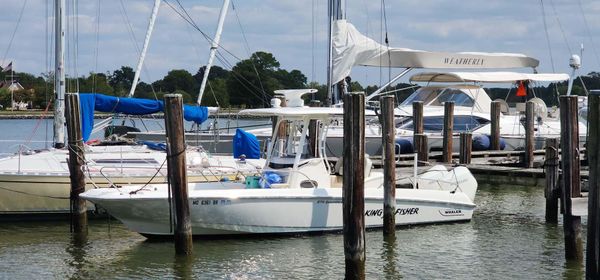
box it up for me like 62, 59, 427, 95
0, 119, 589, 279
0, 184, 587, 279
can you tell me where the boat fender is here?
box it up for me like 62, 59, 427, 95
472, 135, 506, 151
472, 134, 490, 151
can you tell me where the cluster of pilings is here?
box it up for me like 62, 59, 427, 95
63, 92, 600, 278
410, 100, 538, 167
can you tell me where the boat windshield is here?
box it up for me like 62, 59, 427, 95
398, 115, 489, 133
401, 88, 443, 105
401, 88, 475, 107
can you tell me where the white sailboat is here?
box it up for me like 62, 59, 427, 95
0, 0, 264, 217
81, 104, 478, 236
131, 19, 544, 156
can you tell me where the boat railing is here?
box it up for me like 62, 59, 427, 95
88, 162, 261, 188
5, 143, 37, 174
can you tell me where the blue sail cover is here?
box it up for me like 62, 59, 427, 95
233, 128, 261, 159
79, 93, 209, 141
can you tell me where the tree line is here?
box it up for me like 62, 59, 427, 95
0, 50, 598, 110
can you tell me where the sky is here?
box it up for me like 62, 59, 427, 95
1, 0, 599, 89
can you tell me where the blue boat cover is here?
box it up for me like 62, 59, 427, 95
472, 134, 506, 151
79, 93, 209, 141
395, 137, 414, 154
233, 128, 261, 159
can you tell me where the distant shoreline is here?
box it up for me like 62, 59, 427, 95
0, 109, 250, 120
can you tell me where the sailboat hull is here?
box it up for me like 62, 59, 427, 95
0, 146, 264, 216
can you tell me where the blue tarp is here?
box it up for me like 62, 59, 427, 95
79, 93, 209, 141
233, 128, 261, 159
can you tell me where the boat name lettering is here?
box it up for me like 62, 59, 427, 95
439, 209, 464, 216
195, 199, 231, 206
443, 57, 484, 66
365, 207, 419, 217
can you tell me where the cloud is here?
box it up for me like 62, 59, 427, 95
1, 0, 600, 88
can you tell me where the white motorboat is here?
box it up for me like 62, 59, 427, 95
82, 106, 478, 236
393, 71, 587, 151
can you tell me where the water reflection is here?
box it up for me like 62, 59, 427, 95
0, 185, 590, 278
382, 234, 401, 279
173, 254, 195, 280
66, 234, 89, 280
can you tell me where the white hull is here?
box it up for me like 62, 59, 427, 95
83, 185, 475, 236
84, 108, 478, 236
0, 145, 264, 215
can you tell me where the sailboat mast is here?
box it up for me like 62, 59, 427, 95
327, 0, 344, 106
196, 0, 231, 105
128, 0, 161, 98
53, 0, 66, 149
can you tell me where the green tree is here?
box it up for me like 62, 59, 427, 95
109, 66, 135, 96
194, 65, 230, 83
275, 69, 307, 89
227, 51, 285, 107
161, 69, 196, 97
78, 72, 114, 94
134, 82, 156, 99
200, 78, 229, 107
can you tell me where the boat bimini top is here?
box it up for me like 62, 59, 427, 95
409, 71, 569, 84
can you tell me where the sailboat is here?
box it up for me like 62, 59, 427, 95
81, 103, 479, 236
0, 0, 264, 217
131, 18, 544, 157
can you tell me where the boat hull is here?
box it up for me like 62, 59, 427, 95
83, 187, 475, 236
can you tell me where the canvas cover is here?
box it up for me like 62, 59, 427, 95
331, 20, 540, 84
79, 93, 209, 141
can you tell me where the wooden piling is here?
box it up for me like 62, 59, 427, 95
490, 101, 501, 150
343, 92, 366, 279
164, 94, 193, 255
380, 96, 396, 235
64, 93, 87, 235
442, 101, 454, 163
412, 101, 424, 135
459, 132, 472, 164
524, 101, 535, 168
587, 92, 600, 277
308, 100, 321, 157
414, 134, 428, 166
559, 95, 583, 261
544, 138, 559, 224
